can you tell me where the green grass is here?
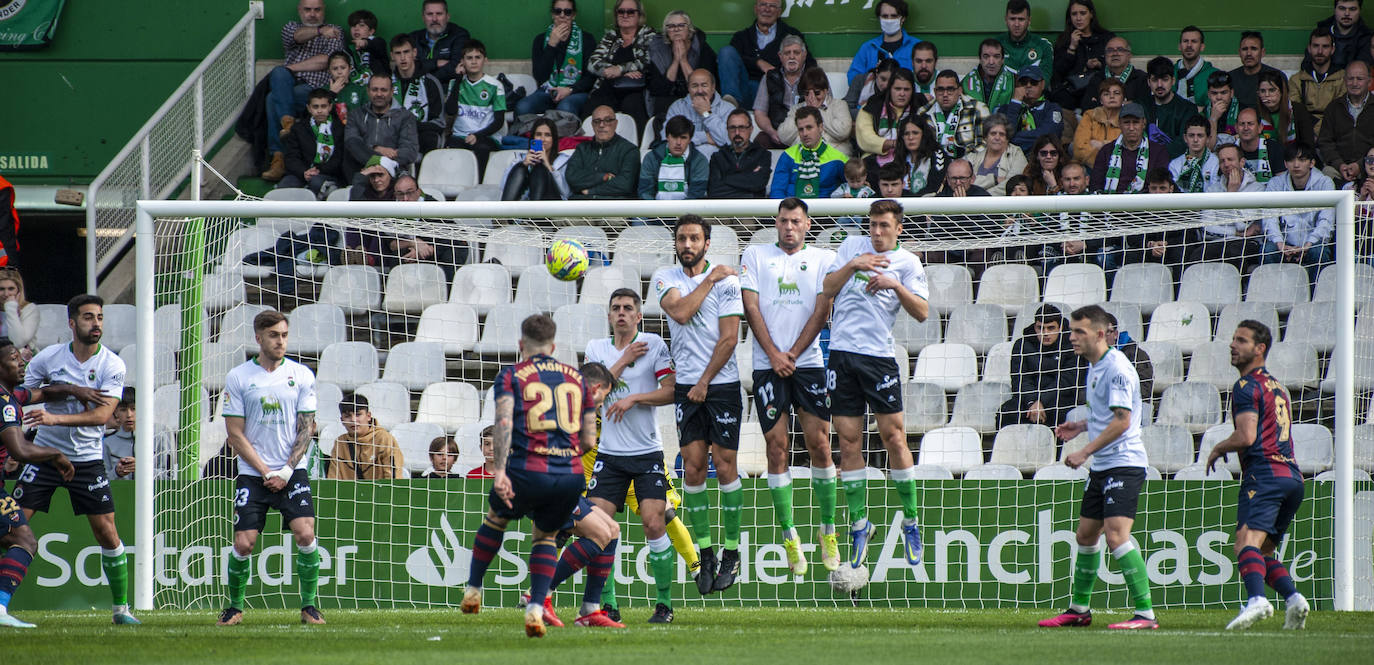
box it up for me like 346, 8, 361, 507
8, 607, 1374, 665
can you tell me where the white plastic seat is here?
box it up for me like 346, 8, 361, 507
580, 111, 638, 145
909, 464, 954, 480
100, 304, 137, 351
1044, 263, 1105, 308
825, 71, 850, 100
902, 381, 948, 434
382, 263, 449, 315
1156, 382, 1222, 434
1214, 302, 1280, 345
473, 304, 541, 355
1140, 424, 1195, 474
949, 381, 1010, 434
203, 271, 248, 313
913, 343, 978, 392
1196, 423, 1239, 474
1146, 301, 1211, 354
892, 344, 910, 384
1357, 424, 1374, 472
1284, 301, 1337, 354
1292, 423, 1333, 473
382, 341, 447, 390
155, 303, 211, 345
945, 304, 1008, 355
514, 264, 579, 313
215, 303, 271, 349
554, 226, 612, 261
264, 186, 316, 202
892, 310, 942, 355
326, 188, 352, 202
963, 463, 1022, 480
413, 303, 480, 355
1314, 262, 1374, 304
613, 226, 674, 279
749, 227, 778, 245
454, 421, 489, 474
915, 426, 983, 475
417, 149, 479, 198
813, 226, 852, 248
1109, 263, 1173, 316
554, 304, 609, 356
287, 303, 347, 355
201, 342, 246, 392
1098, 301, 1144, 345
1321, 340, 1374, 393
391, 422, 448, 474
1033, 464, 1089, 480
455, 187, 499, 202
924, 264, 973, 316
482, 148, 523, 185
1266, 342, 1320, 391
449, 263, 512, 316
1245, 263, 1309, 314
484, 227, 546, 274
983, 341, 1013, 384
703, 225, 740, 266
639, 115, 659, 150
1178, 262, 1241, 314
415, 382, 482, 433
975, 264, 1039, 315
769, 149, 784, 173
34, 303, 71, 348
736, 422, 767, 477
580, 265, 641, 306
1316, 468, 1372, 482
1186, 342, 1240, 390
152, 383, 211, 431
119, 343, 175, 389
218, 226, 281, 277
316, 341, 379, 391
319, 265, 382, 315
356, 381, 412, 429
737, 340, 754, 392
1173, 462, 1232, 480
989, 424, 1056, 473
315, 382, 343, 425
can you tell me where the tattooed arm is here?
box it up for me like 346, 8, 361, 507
286, 412, 317, 468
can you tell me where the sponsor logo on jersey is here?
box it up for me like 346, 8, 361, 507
777, 278, 801, 296
2, 404, 15, 421
259, 397, 284, 415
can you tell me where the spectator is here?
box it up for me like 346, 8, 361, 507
328, 393, 405, 480
857, 68, 918, 161
996, 64, 1064, 154
1235, 107, 1285, 184
408, 0, 470, 76
466, 426, 497, 479
662, 69, 733, 160
769, 106, 848, 198
1174, 26, 1219, 108
963, 39, 1018, 110
869, 116, 946, 195
345, 76, 420, 183
966, 114, 1026, 196
1144, 56, 1201, 159
521, 0, 596, 116
846, 0, 922, 89
1091, 102, 1168, 194
708, 109, 771, 199
420, 436, 461, 479
718, 0, 813, 108
1342, 145, 1374, 257
996, 304, 1080, 430
1262, 142, 1336, 281
1290, 29, 1346, 140
390, 34, 446, 154
1081, 36, 1148, 111
874, 162, 916, 198
998, 0, 1054, 76
393, 174, 466, 279
584, 0, 654, 132
502, 118, 571, 201
1073, 78, 1124, 166
101, 388, 176, 482
648, 10, 718, 132
326, 51, 368, 119
1319, 0, 1372, 69
1023, 134, 1067, 195
0, 269, 37, 357
1126, 168, 1194, 279
442, 40, 505, 172
930, 158, 991, 197
832, 159, 876, 199
777, 68, 854, 157
845, 58, 903, 120
996, 174, 1036, 259
1106, 311, 1153, 400
280, 88, 348, 198
350, 155, 397, 203
752, 35, 808, 149
344, 10, 389, 85
1318, 60, 1374, 183
1188, 143, 1265, 270
1343, 145, 1374, 201
922, 159, 992, 270
640, 115, 709, 200
261, 0, 344, 182
346, 158, 398, 269
1256, 70, 1298, 145
1229, 32, 1287, 107
1168, 115, 1220, 193
1048, 0, 1112, 110
566, 106, 640, 199
1040, 162, 1121, 275
919, 69, 992, 159
1206, 70, 1242, 148
911, 41, 939, 99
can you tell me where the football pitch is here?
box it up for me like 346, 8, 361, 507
10, 607, 1374, 664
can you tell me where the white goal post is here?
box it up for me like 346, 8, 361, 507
131, 190, 1360, 612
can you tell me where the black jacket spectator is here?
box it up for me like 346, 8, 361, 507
708, 142, 771, 198
1318, 93, 1374, 173
565, 135, 640, 200
1318, 14, 1373, 70
409, 23, 470, 78
726, 19, 815, 82
1052, 31, 1112, 91
997, 307, 1083, 430
283, 115, 350, 184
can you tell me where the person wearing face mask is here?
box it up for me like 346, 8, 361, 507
846, 0, 923, 91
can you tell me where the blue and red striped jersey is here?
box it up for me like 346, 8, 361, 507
494, 354, 594, 476
1231, 367, 1301, 481
0, 386, 22, 471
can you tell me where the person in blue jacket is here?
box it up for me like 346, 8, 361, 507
770, 106, 848, 198
846, 0, 922, 89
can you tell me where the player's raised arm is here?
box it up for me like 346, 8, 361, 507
660, 264, 737, 325
22, 391, 118, 428
1, 426, 74, 481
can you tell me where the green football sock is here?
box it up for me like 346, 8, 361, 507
1070, 544, 1101, 611
720, 479, 744, 550
648, 537, 675, 608
811, 466, 837, 526
100, 545, 129, 608
227, 552, 251, 610
1114, 544, 1154, 615
767, 474, 795, 531
892, 473, 919, 518
842, 470, 867, 525
599, 568, 619, 609
683, 484, 712, 549
297, 541, 321, 608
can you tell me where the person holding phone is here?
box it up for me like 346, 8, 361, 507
501, 118, 572, 201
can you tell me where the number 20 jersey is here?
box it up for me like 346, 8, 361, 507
494, 353, 597, 476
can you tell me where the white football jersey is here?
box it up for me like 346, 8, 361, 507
1084, 347, 1147, 471
585, 333, 674, 456
653, 262, 744, 385
826, 236, 929, 358
24, 343, 126, 463
740, 243, 835, 371
223, 357, 318, 476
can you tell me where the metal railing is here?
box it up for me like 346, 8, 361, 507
85, 2, 263, 293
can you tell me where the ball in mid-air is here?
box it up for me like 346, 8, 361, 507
546, 238, 590, 281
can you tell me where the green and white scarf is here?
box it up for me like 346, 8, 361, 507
545, 23, 584, 88
310, 118, 335, 166
796, 142, 827, 198
1017, 99, 1042, 131
1250, 141, 1272, 184
393, 75, 427, 121
931, 105, 959, 151
905, 156, 930, 193
1177, 153, 1206, 193
1220, 98, 1240, 134
1112, 64, 1135, 84
963, 67, 1015, 108
656, 150, 688, 200
1103, 136, 1149, 194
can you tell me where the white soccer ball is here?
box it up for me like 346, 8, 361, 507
828, 563, 870, 594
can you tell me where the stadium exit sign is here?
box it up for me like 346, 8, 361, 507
0, 152, 52, 173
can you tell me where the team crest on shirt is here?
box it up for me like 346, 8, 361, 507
1028, 48, 1039, 61
289, 377, 296, 387
88, 369, 96, 382
766, 406, 778, 421
800, 263, 808, 271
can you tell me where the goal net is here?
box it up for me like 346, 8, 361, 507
133, 191, 1371, 614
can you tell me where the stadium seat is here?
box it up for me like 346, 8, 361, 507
319, 265, 382, 315
1178, 262, 1241, 314
417, 149, 479, 198
813, 226, 852, 248
1032, 464, 1089, 480
892, 310, 942, 355
1140, 424, 1195, 474
481, 146, 523, 185
945, 303, 1008, 354
326, 188, 352, 202
1266, 342, 1320, 391
449, 262, 512, 316
1292, 423, 1334, 473
703, 224, 741, 266
452, 421, 489, 474
316, 341, 379, 391
613, 226, 674, 279
484, 227, 545, 273
1109, 262, 1173, 316
1156, 382, 1222, 434
514, 264, 579, 313
737, 422, 767, 477
949, 381, 1010, 434
356, 381, 411, 429
314, 420, 346, 453
1145, 301, 1211, 354
768, 149, 784, 174
201, 342, 246, 392
216, 303, 272, 349
657, 406, 679, 470
34, 303, 71, 348
101, 303, 136, 351
382, 263, 449, 315
154, 303, 210, 347
1283, 301, 1337, 354
415, 382, 481, 433
554, 304, 609, 355
580, 112, 638, 145
287, 303, 347, 355
1143, 466, 1162, 480
902, 381, 948, 434
750, 227, 777, 245
1320, 339, 1374, 393
1186, 342, 1240, 390
455, 188, 499, 202
263, 186, 315, 202
1173, 462, 1232, 480
119, 343, 175, 389
203, 270, 248, 313
736, 340, 754, 391
989, 424, 1056, 473
315, 382, 343, 425
1244, 263, 1309, 314
924, 264, 973, 316
473, 304, 541, 356
392, 421, 449, 475
1196, 423, 1239, 474
381, 341, 447, 391
909, 464, 954, 480
913, 343, 978, 392
975, 264, 1039, 315
1315, 468, 1373, 482
983, 341, 1013, 384
153, 383, 210, 431
1044, 263, 1105, 308
639, 115, 658, 150
580, 265, 641, 306
1313, 262, 1374, 304
892, 344, 910, 384
963, 463, 1022, 480
554, 226, 612, 263
413, 303, 480, 355
1214, 302, 1279, 345
825, 71, 850, 100
1098, 301, 1144, 345
1356, 424, 1374, 473
218, 226, 280, 277
915, 426, 983, 475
